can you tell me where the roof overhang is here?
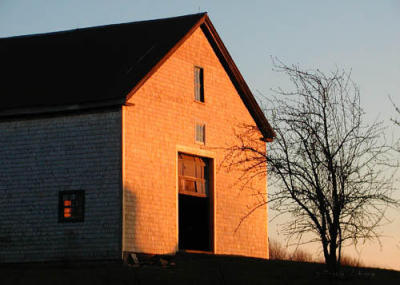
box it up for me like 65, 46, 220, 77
0, 98, 125, 118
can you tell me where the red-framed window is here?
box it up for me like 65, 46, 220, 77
58, 190, 85, 222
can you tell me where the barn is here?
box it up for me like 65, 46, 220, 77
0, 13, 274, 262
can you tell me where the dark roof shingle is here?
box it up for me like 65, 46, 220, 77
0, 13, 205, 112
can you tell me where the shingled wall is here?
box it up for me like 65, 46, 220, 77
0, 108, 122, 262
122, 27, 269, 258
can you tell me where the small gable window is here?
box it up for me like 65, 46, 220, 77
195, 123, 205, 144
59, 190, 85, 222
194, 66, 204, 102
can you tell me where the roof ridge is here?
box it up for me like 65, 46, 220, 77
0, 12, 207, 40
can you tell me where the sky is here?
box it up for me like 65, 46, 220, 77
1, 0, 399, 270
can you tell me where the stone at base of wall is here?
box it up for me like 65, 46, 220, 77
122, 252, 175, 267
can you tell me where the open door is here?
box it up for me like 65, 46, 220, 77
178, 153, 213, 251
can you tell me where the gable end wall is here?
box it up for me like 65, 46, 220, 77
123, 27, 268, 258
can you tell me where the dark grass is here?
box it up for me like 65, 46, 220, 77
268, 239, 367, 267
0, 253, 399, 285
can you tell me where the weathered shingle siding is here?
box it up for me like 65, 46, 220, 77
0, 109, 122, 263
122, 27, 268, 258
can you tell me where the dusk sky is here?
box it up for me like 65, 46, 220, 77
1, 0, 399, 270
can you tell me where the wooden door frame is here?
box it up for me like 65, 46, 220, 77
176, 145, 216, 253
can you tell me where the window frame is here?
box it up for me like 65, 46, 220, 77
178, 154, 208, 198
58, 190, 85, 223
195, 123, 206, 144
194, 66, 204, 103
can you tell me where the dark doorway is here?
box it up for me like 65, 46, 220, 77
178, 154, 212, 251
179, 194, 211, 251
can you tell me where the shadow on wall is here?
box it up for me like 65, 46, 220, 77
124, 186, 178, 258
124, 188, 137, 256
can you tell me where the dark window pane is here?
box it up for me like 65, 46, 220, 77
194, 67, 204, 102
183, 179, 196, 193
196, 180, 206, 195
59, 190, 85, 223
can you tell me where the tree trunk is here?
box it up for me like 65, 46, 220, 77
327, 250, 338, 273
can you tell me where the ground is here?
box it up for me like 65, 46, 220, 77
0, 253, 399, 285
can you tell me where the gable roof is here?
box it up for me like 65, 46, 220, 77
0, 13, 274, 140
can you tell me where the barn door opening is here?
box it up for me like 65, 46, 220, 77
178, 153, 213, 252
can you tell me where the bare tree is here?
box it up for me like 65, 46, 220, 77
390, 97, 400, 127
224, 60, 399, 273
390, 98, 400, 154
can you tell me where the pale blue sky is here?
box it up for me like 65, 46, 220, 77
1, 1, 399, 118
1, 0, 399, 269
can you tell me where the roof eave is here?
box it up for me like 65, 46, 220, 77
0, 98, 125, 118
